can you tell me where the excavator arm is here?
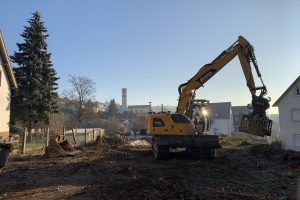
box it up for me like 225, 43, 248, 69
176, 36, 272, 136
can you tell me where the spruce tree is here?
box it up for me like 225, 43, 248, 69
10, 11, 59, 132
108, 99, 118, 118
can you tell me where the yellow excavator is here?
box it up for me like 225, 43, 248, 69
147, 36, 272, 159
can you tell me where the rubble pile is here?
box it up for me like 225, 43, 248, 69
1, 135, 300, 199
127, 140, 151, 147
96, 135, 126, 150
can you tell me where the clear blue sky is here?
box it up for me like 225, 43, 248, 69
1, 0, 299, 113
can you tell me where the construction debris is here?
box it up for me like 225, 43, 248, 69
127, 139, 151, 147
1, 135, 300, 199
0, 143, 13, 170
0, 143, 14, 152
96, 135, 133, 159
45, 135, 78, 158
96, 135, 126, 150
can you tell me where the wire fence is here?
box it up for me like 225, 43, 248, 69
11, 128, 105, 155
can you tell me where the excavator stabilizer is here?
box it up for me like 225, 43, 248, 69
45, 135, 77, 158
239, 115, 272, 137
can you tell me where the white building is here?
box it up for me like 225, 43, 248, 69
232, 106, 250, 132
127, 105, 150, 116
207, 102, 233, 135
0, 32, 18, 142
273, 76, 300, 151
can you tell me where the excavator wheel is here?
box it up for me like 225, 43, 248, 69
152, 137, 169, 160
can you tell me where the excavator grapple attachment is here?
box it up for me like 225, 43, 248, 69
239, 94, 272, 137
239, 114, 272, 137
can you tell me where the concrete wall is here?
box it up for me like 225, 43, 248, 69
278, 80, 300, 151
65, 128, 105, 145
232, 106, 250, 132
0, 58, 11, 140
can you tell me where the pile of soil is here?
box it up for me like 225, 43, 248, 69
127, 140, 151, 147
0, 137, 299, 199
96, 135, 126, 150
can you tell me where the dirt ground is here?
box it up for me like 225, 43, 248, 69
1, 137, 300, 200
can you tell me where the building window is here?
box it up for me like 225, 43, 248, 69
295, 86, 300, 96
153, 118, 165, 127
293, 134, 300, 147
291, 109, 300, 122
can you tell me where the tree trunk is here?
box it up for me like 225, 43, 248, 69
27, 123, 33, 143
21, 128, 27, 154
93, 129, 95, 142
63, 127, 66, 137
72, 128, 77, 145
85, 128, 87, 144
45, 127, 50, 147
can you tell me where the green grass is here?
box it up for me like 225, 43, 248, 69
12, 142, 45, 155
218, 134, 268, 147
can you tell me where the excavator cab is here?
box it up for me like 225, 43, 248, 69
189, 96, 272, 137
187, 99, 210, 134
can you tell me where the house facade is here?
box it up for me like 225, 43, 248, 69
127, 105, 150, 116
273, 76, 300, 151
0, 32, 18, 142
232, 106, 250, 132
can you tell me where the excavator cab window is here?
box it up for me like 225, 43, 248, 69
153, 118, 165, 127
171, 114, 190, 123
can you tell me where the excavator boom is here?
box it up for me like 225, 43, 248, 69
147, 36, 272, 159
176, 36, 272, 136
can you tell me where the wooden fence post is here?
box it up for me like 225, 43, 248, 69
22, 128, 27, 154
45, 128, 50, 147
72, 128, 77, 144
63, 127, 66, 137
93, 129, 95, 142
85, 128, 87, 144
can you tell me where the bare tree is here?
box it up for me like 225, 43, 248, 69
107, 117, 121, 132
133, 116, 147, 130
62, 75, 96, 127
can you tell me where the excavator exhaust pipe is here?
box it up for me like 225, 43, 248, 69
239, 114, 272, 137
